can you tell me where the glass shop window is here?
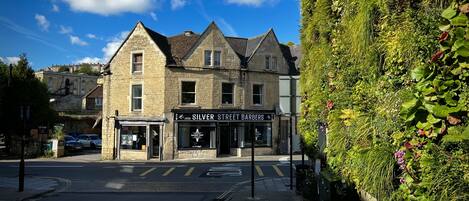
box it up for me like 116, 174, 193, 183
243, 123, 272, 147
120, 126, 146, 151
178, 123, 216, 149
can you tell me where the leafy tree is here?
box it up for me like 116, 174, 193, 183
0, 54, 56, 155
74, 64, 99, 76
57, 66, 70, 72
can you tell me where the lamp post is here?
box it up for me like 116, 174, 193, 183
19, 105, 29, 192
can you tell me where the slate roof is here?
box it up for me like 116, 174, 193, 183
104, 22, 298, 74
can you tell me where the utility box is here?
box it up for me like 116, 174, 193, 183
49, 139, 64, 158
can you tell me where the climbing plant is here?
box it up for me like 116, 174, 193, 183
299, 0, 468, 200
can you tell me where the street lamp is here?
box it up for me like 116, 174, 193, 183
19, 105, 30, 192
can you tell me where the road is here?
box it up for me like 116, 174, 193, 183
0, 159, 299, 201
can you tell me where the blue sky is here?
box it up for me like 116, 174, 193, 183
0, 0, 300, 70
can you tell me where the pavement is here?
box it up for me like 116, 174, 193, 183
218, 177, 302, 201
0, 176, 61, 201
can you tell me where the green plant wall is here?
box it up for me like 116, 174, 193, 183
300, 0, 468, 200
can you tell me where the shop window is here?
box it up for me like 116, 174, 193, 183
120, 126, 146, 151
181, 81, 196, 104
131, 85, 142, 111
178, 123, 216, 149
132, 53, 143, 73
243, 123, 272, 147
252, 84, 263, 105
222, 83, 234, 105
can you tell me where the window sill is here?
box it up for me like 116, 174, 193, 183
178, 147, 217, 151
178, 104, 200, 109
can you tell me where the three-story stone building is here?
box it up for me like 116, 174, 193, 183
101, 21, 298, 160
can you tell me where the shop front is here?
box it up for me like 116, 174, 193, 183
116, 117, 164, 160
173, 110, 276, 159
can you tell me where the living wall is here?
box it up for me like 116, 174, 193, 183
299, 0, 468, 200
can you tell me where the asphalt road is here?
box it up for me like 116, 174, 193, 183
0, 160, 298, 201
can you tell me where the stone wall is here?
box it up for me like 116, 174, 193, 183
119, 150, 148, 160
177, 149, 217, 159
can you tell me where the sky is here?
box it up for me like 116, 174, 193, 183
0, 0, 301, 70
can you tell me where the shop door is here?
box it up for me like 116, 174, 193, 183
150, 125, 160, 158
219, 126, 231, 155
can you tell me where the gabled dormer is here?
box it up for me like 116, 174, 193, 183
182, 22, 242, 70
245, 29, 289, 75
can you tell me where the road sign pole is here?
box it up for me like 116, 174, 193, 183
290, 117, 293, 190
251, 124, 255, 199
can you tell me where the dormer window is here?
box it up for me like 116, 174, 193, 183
204, 50, 221, 67
132, 53, 143, 73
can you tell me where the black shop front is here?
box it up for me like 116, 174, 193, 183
173, 109, 276, 158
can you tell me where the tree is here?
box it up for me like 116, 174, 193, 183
74, 64, 99, 76
0, 54, 56, 155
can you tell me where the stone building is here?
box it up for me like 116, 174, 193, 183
35, 71, 101, 134
101, 21, 298, 160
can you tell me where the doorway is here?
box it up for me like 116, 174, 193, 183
150, 125, 160, 158
219, 125, 231, 155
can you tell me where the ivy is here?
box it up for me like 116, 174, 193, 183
300, 0, 468, 200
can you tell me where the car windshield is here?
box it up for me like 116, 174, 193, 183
65, 137, 74, 141
90, 136, 99, 140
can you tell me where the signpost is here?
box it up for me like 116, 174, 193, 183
289, 117, 293, 190
251, 124, 255, 199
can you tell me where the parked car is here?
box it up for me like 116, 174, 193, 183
64, 135, 82, 151
77, 134, 101, 149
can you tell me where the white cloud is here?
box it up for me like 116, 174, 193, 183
150, 12, 157, 21
217, 18, 238, 36
0, 56, 21, 65
74, 30, 129, 64
64, 0, 155, 16
103, 31, 129, 61
74, 57, 101, 64
86, 33, 97, 39
171, 0, 187, 10
34, 14, 50, 31
52, 4, 60, 12
70, 35, 88, 46
59, 25, 73, 34
225, 0, 278, 7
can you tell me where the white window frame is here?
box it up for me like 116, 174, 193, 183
95, 97, 103, 107
130, 50, 144, 74
271, 56, 277, 71
265, 55, 271, 70
204, 50, 212, 66
252, 83, 264, 106
130, 84, 143, 112
180, 80, 197, 105
203, 49, 222, 67
213, 50, 222, 67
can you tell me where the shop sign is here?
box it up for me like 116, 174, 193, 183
175, 112, 274, 121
